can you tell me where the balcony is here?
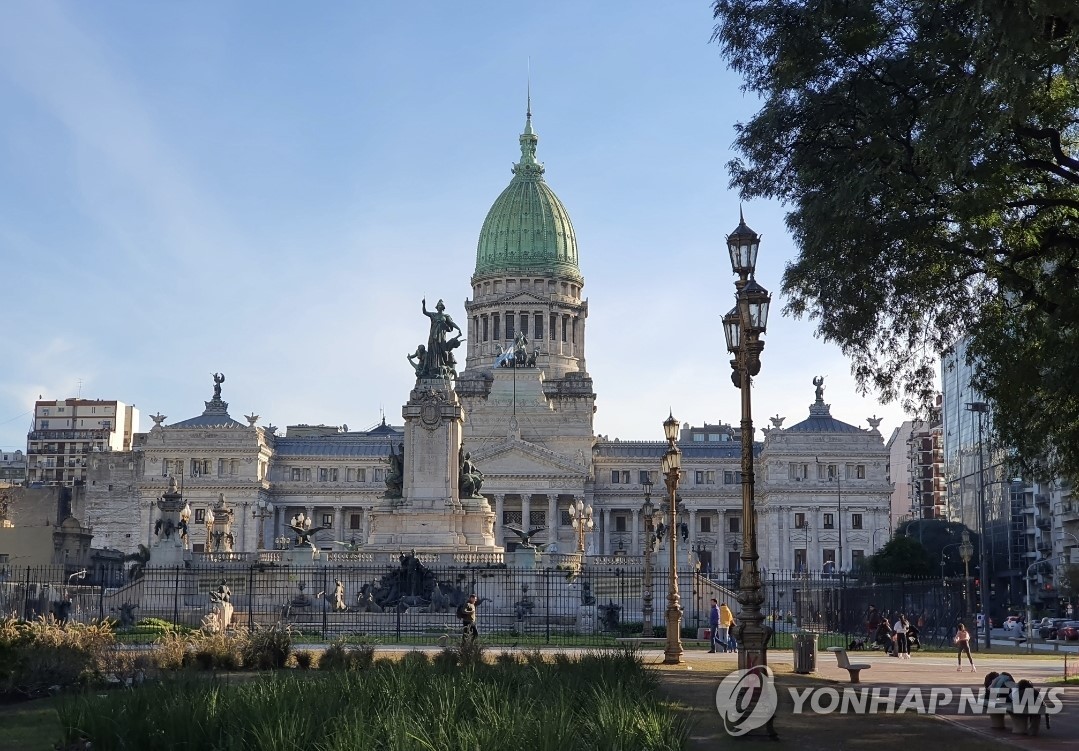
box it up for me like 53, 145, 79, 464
1035, 493, 1050, 507
1036, 540, 1053, 554
27, 429, 109, 441
1059, 500, 1079, 523
1036, 517, 1052, 531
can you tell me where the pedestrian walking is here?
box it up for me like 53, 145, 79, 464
708, 599, 724, 653
955, 622, 975, 672
458, 593, 480, 646
894, 614, 911, 659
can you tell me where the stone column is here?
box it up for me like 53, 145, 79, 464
334, 507, 345, 538
494, 495, 505, 546
602, 507, 611, 555
717, 510, 727, 573
521, 494, 531, 534
688, 509, 698, 554
547, 495, 558, 546
631, 507, 640, 556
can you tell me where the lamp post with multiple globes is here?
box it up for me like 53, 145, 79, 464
569, 498, 594, 554
721, 210, 772, 672
641, 477, 656, 637
252, 499, 273, 550
661, 413, 683, 665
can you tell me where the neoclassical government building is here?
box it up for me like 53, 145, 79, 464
84, 112, 892, 573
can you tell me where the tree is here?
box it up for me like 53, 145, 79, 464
897, 519, 979, 577
868, 535, 932, 576
711, 1, 1079, 481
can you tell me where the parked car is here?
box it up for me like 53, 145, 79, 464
1003, 616, 1023, 631
1039, 618, 1068, 640
1056, 621, 1079, 641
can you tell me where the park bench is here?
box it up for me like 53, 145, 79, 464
827, 647, 871, 683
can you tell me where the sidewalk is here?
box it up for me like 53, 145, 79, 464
650, 648, 1078, 751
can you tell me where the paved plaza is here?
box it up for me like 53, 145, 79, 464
644, 647, 1079, 750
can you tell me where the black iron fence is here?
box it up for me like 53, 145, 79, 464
0, 563, 972, 649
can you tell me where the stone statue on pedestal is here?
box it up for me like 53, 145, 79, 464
458, 448, 484, 498
418, 298, 463, 378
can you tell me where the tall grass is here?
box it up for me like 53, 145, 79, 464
58, 648, 688, 750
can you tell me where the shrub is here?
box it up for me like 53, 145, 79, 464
348, 644, 375, 671
152, 630, 190, 671
188, 629, 245, 671
293, 650, 316, 670
318, 639, 350, 671
0, 617, 120, 700
242, 623, 292, 670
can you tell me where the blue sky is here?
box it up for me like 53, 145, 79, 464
0, 1, 916, 453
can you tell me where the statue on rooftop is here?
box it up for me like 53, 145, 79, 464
418, 298, 463, 378
212, 373, 225, 399
812, 376, 825, 402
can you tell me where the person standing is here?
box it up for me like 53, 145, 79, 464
894, 614, 910, 659
720, 602, 735, 647
955, 622, 976, 672
709, 599, 723, 653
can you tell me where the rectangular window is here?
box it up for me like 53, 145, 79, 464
795, 512, 806, 529
319, 468, 328, 482
615, 515, 627, 532
322, 513, 333, 528
562, 314, 569, 342
851, 513, 863, 530
851, 549, 866, 570
291, 468, 302, 481
621, 470, 630, 484
493, 314, 500, 341
819, 463, 839, 480
560, 509, 572, 526
506, 313, 515, 340
519, 313, 527, 338
534, 313, 543, 340
790, 463, 809, 480
794, 549, 807, 572
195, 509, 206, 523
550, 313, 557, 341
373, 468, 383, 482
693, 434, 705, 442
530, 510, 546, 528
349, 514, 362, 530
482, 316, 489, 341
856, 465, 866, 479
42, 408, 49, 416
346, 468, 354, 482
639, 470, 652, 485
695, 470, 715, 484
700, 516, 712, 533
503, 510, 522, 526
822, 549, 836, 571
728, 551, 741, 571
728, 516, 740, 533
724, 471, 734, 484
356, 468, 366, 482
611, 470, 620, 483
823, 513, 834, 529
40, 420, 49, 429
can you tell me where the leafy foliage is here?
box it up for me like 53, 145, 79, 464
896, 519, 979, 576
867, 535, 933, 576
0, 616, 120, 700
712, 0, 1079, 480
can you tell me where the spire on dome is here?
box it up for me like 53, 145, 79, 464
517, 81, 541, 173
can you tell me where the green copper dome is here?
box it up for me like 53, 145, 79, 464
473, 112, 581, 283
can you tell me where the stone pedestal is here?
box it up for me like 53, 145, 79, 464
513, 547, 540, 569
367, 377, 500, 554
150, 476, 187, 566
283, 547, 322, 565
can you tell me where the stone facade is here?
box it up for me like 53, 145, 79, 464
62, 113, 893, 567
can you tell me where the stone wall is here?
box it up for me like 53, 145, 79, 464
85, 452, 143, 554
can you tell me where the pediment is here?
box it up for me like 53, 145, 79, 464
470, 438, 586, 476
499, 290, 551, 306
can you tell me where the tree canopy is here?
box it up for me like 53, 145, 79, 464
867, 534, 933, 576
712, 1, 1079, 480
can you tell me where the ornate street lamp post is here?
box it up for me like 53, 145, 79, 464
252, 499, 273, 550
661, 412, 683, 664
722, 210, 772, 672
569, 498, 594, 554
641, 478, 656, 637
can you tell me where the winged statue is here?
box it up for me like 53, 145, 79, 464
504, 524, 546, 548
288, 513, 327, 550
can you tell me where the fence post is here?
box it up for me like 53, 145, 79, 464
173, 566, 181, 626
22, 566, 31, 620
321, 568, 328, 641
545, 567, 551, 645
98, 580, 106, 622
247, 564, 255, 629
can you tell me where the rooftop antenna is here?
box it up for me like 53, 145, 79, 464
527, 57, 532, 120
76, 378, 83, 399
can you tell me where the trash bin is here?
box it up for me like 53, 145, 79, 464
698, 628, 713, 642
793, 632, 818, 674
